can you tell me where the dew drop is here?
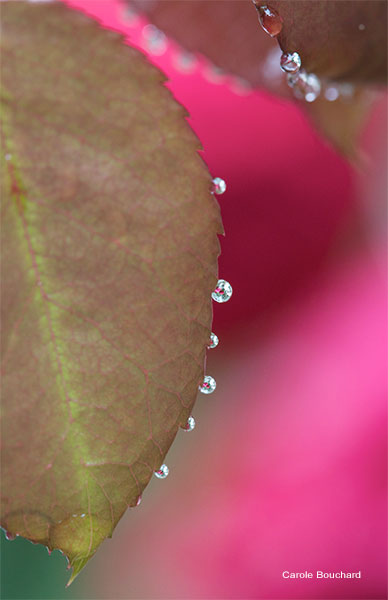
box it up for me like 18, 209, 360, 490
182, 415, 196, 432
136, 495, 142, 506
212, 279, 233, 303
280, 52, 301, 73
199, 375, 216, 394
154, 464, 169, 479
121, 5, 140, 26
203, 65, 226, 84
358, 23, 366, 31
324, 86, 339, 102
337, 83, 354, 99
212, 177, 227, 195
208, 332, 219, 349
255, 4, 283, 37
5, 531, 16, 541
173, 50, 197, 73
304, 74, 321, 102
287, 70, 321, 102
142, 24, 167, 56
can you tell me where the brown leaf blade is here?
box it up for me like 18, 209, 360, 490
269, 0, 387, 84
131, 0, 387, 85
1, 1, 222, 583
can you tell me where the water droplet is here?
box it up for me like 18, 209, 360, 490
212, 279, 233, 303
255, 4, 283, 37
324, 86, 339, 102
280, 52, 301, 73
287, 70, 321, 102
142, 25, 167, 56
304, 74, 321, 102
230, 77, 252, 96
212, 177, 226, 195
173, 50, 197, 73
358, 23, 366, 31
136, 495, 142, 506
154, 464, 169, 479
203, 65, 226, 84
121, 5, 140, 26
337, 83, 354, 99
5, 154, 11, 161
182, 416, 196, 432
5, 531, 16, 541
80, 513, 86, 518
208, 332, 219, 349
199, 375, 216, 394
46, 547, 52, 555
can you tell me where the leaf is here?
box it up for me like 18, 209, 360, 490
1, 1, 222, 584
129, 0, 279, 90
131, 0, 387, 86
268, 0, 387, 83
128, 0, 386, 156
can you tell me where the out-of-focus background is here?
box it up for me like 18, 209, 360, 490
1, 1, 386, 599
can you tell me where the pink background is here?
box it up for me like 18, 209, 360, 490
64, 2, 387, 598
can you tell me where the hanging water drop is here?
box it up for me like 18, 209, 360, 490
154, 464, 169, 479
287, 70, 321, 102
280, 52, 301, 73
5, 531, 16, 541
182, 416, 196, 432
199, 375, 216, 394
136, 495, 142, 506
208, 332, 219, 349
212, 279, 233, 303
255, 4, 283, 37
212, 177, 226, 195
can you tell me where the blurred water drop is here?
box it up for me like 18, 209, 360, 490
199, 375, 217, 394
173, 50, 197, 73
304, 74, 321, 102
280, 52, 301, 73
203, 64, 226, 84
121, 4, 141, 26
212, 279, 233, 302
230, 77, 253, 96
142, 24, 167, 56
136, 495, 142, 506
154, 464, 169, 479
358, 23, 366, 31
208, 332, 219, 349
324, 86, 340, 102
255, 3, 283, 37
212, 177, 226, 195
5, 153, 11, 161
337, 82, 355, 99
5, 531, 16, 541
182, 416, 196, 432
287, 70, 321, 102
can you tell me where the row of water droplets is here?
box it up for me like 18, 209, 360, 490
153, 178, 230, 481
120, 5, 252, 96
255, 3, 355, 103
